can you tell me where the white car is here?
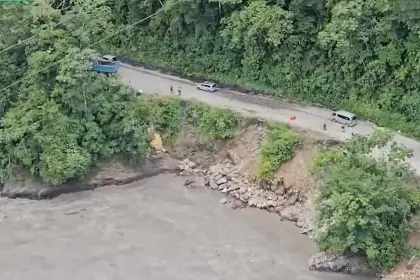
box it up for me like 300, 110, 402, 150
197, 81, 217, 92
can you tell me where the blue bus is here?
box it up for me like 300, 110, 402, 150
93, 55, 119, 75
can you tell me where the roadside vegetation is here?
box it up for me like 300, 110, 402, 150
312, 130, 420, 271
106, 0, 420, 139
0, 88, 240, 186
259, 124, 300, 182
0, 1, 241, 186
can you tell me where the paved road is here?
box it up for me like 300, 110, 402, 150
119, 64, 420, 175
0, 174, 371, 280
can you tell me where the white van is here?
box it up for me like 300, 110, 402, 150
332, 110, 357, 127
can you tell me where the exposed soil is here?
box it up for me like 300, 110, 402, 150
1, 118, 416, 278
385, 259, 420, 280
0, 155, 180, 200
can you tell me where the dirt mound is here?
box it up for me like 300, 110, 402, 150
385, 258, 420, 280
171, 122, 323, 235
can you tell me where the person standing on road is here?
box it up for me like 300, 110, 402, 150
341, 125, 345, 132
170, 86, 174, 94
177, 87, 182, 96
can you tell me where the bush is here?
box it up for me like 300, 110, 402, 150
186, 102, 241, 141
313, 130, 420, 271
259, 124, 300, 182
148, 97, 183, 143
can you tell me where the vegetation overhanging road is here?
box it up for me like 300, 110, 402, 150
119, 63, 420, 176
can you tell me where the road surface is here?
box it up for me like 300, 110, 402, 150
0, 174, 371, 280
119, 63, 420, 175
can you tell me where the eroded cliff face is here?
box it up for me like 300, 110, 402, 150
3, 121, 417, 278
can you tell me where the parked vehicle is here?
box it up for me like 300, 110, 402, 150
101, 55, 117, 63
332, 110, 358, 127
93, 55, 119, 75
197, 81, 217, 92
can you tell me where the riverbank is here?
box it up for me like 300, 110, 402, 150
0, 173, 373, 280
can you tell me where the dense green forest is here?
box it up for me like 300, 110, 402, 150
107, 0, 420, 137
0, 0, 240, 185
3, 0, 420, 136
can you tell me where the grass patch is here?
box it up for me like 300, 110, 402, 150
259, 124, 300, 182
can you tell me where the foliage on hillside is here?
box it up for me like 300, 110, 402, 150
105, 0, 420, 138
186, 102, 242, 141
259, 124, 300, 182
313, 130, 420, 271
0, 0, 241, 186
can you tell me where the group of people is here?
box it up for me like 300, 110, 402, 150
322, 123, 346, 133
129, 79, 182, 96
170, 86, 181, 95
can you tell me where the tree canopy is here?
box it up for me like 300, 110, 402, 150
313, 130, 420, 270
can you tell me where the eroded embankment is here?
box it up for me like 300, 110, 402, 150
0, 119, 376, 276
166, 121, 375, 277
0, 155, 180, 200
2, 110, 419, 279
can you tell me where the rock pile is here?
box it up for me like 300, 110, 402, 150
178, 159, 314, 237
178, 158, 373, 276
178, 158, 197, 171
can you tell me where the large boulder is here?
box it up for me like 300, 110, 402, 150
308, 252, 373, 276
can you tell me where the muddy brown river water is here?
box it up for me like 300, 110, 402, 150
0, 174, 373, 280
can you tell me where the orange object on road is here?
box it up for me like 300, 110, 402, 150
289, 116, 296, 121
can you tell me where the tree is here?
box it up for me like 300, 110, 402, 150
0, 0, 146, 184
313, 130, 420, 271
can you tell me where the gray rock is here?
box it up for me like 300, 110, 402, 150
219, 198, 228, 204
216, 177, 227, 185
186, 160, 196, 169
308, 252, 373, 276
178, 163, 188, 171
227, 150, 240, 165
286, 192, 299, 206
214, 173, 223, 182
239, 187, 248, 194
275, 186, 285, 196
267, 200, 277, 207
267, 193, 278, 201
184, 179, 195, 187
210, 182, 218, 190
228, 184, 240, 192
221, 188, 228, 193
280, 206, 300, 222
